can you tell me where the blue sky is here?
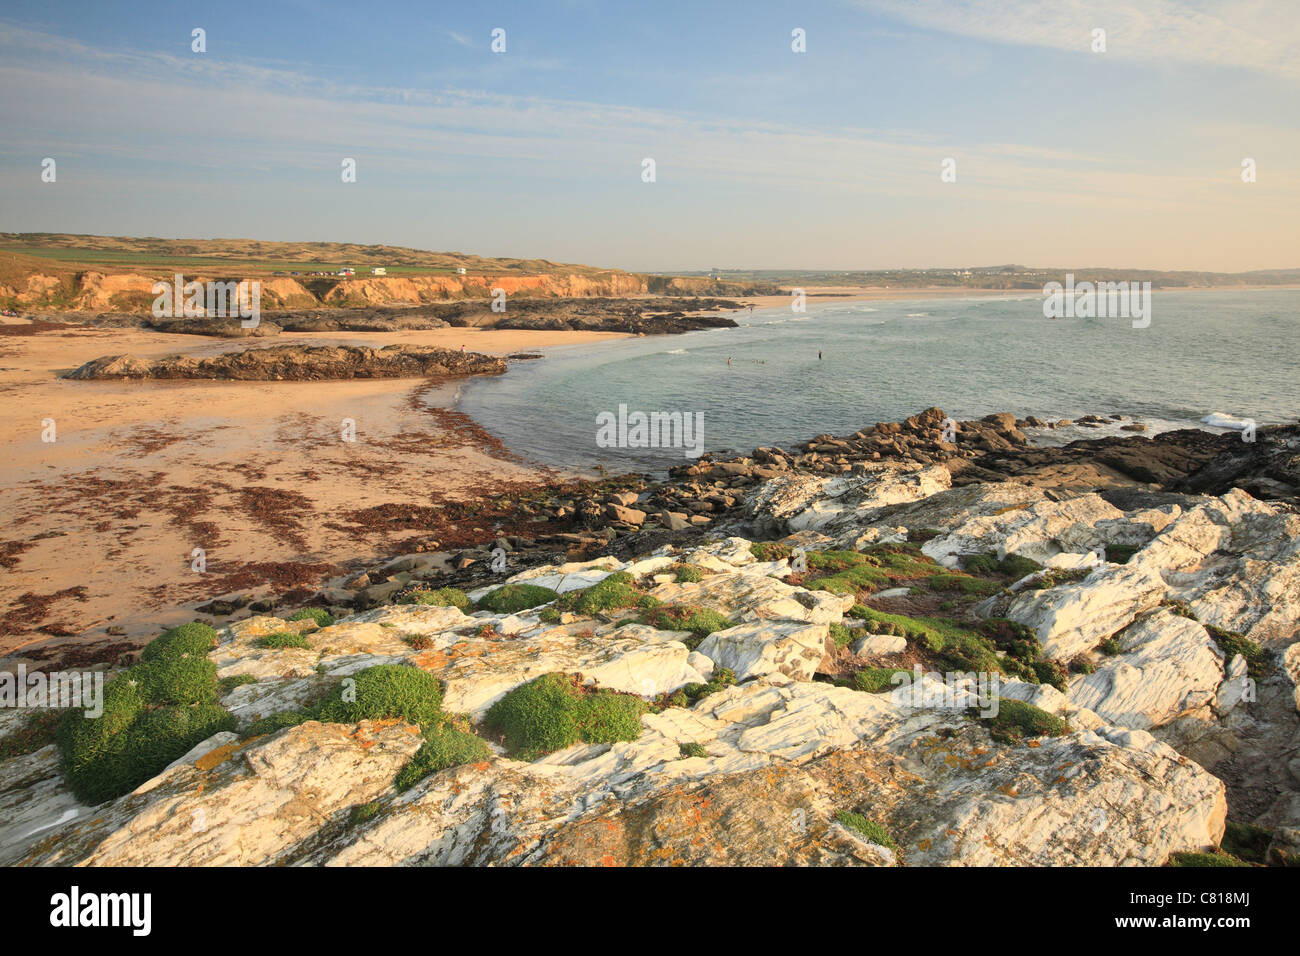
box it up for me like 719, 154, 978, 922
1, 1, 1296, 271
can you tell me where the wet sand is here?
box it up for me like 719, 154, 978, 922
0, 323, 627, 662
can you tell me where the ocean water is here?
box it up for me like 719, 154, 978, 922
454, 289, 1298, 474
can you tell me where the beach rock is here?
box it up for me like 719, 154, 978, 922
1067, 609, 1224, 730
696, 621, 831, 682
64, 344, 508, 382
853, 632, 908, 656
743, 463, 950, 537
1128, 490, 1300, 646
988, 564, 1166, 661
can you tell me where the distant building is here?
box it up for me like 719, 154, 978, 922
371, 267, 387, 276
338, 267, 355, 277
456, 267, 467, 275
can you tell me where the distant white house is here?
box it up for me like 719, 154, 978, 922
338, 267, 355, 277
456, 267, 467, 275
371, 267, 386, 276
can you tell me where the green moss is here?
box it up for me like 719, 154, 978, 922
1031, 660, 1070, 693
665, 668, 738, 708
852, 667, 911, 694
315, 664, 444, 730
133, 655, 220, 705
58, 662, 234, 805
1205, 624, 1266, 679
805, 555, 889, 595
1099, 637, 1122, 656
981, 698, 1069, 744
829, 622, 855, 649
672, 564, 704, 583
287, 607, 335, 627
348, 801, 381, 826
244, 709, 311, 738
1221, 820, 1272, 865
1028, 568, 1093, 590
394, 723, 492, 791
401, 587, 473, 611
553, 572, 654, 616
678, 742, 707, 759
925, 573, 1002, 595
475, 583, 559, 614
1070, 656, 1097, 675
962, 553, 1000, 575
255, 631, 312, 650
140, 622, 218, 662
537, 606, 562, 624
749, 541, 792, 562
997, 554, 1044, 578
849, 606, 1006, 675
1168, 850, 1251, 868
835, 810, 896, 849
639, 604, 734, 646
217, 674, 258, 695
484, 673, 648, 761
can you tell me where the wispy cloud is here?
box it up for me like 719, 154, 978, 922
854, 0, 1300, 79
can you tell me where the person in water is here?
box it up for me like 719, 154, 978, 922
818, 350, 822, 360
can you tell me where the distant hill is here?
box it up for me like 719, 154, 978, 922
0, 233, 627, 278
675, 266, 1300, 290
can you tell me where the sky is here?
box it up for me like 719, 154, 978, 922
0, 0, 1297, 272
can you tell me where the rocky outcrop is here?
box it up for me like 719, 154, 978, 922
63, 345, 507, 382
5, 406, 1298, 867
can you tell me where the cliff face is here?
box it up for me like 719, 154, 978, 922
1, 269, 649, 313
322, 272, 646, 306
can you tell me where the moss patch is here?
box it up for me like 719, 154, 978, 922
140, 622, 217, 662
980, 698, 1069, 744
1221, 820, 1272, 865
58, 667, 235, 805
484, 673, 649, 760
394, 721, 492, 791
348, 801, 381, 826
476, 583, 559, 614
852, 667, 911, 694
401, 587, 472, 612
1205, 624, 1266, 679
554, 572, 656, 616
670, 564, 704, 583
835, 810, 896, 849
1168, 850, 1251, 867
287, 607, 335, 627
255, 631, 312, 650
638, 604, 734, 647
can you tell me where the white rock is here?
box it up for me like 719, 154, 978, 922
696, 621, 829, 682
1068, 610, 1224, 730
853, 633, 907, 656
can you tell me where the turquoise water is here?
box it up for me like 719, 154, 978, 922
455, 289, 1298, 473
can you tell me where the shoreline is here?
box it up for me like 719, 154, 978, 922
2, 300, 1291, 667
0, 323, 626, 661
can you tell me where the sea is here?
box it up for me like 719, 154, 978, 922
453, 289, 1298, 474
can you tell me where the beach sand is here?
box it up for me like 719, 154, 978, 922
0, 323, 627, 661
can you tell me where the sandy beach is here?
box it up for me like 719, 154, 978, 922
0, 322, 627, 661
